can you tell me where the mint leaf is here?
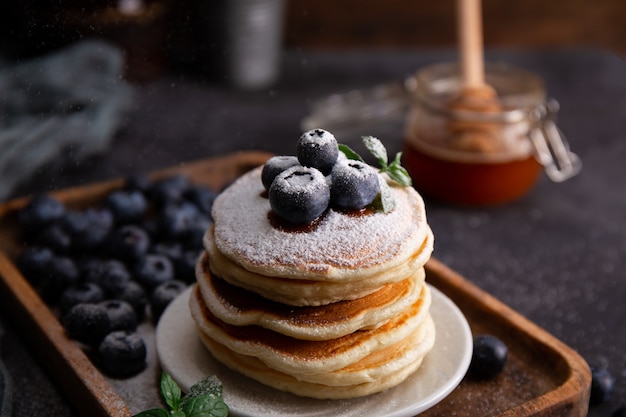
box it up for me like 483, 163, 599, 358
182, 375, 224, 406
183, 394, 229, 417
338, 144, 364, 162
377, 175, 396, 213
134, 409, 170, 417
388, 153, 412, 186
362, 136, 388, 169
160, 373, 182, 412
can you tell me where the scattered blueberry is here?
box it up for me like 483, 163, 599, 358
297, 129, 339, 175
17, 246, 54, 286
185, 185, 218, 216
84, 259, 131, 296
35, 223, 72, 254
99, 300, 138, 332
269, 166, 330, 224
62, 208, 113, 251
173, 249, 201, 284
590, 367, 615, 405
98, 331, 147, 377
124, 174, 152, 194
151, 280, 187, 322
40, 256, 80, 303
157, 201, 202, 241
59, 282, 105, 314
106, 190, 147, 224
261, 156, 300, 191
17, 194, 65, 235
148, 175, 192, 207
109, 280, 148, 320
469, 334, 508, 379
134, 254, 175, 291
63, 303, 112, 346
107, 224, 151, 264
151, 241, 183, 262
330, 160, 380, 210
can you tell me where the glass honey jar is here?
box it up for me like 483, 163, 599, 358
403, 62, 581, 206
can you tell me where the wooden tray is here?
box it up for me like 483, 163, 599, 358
0, 151, 590, 417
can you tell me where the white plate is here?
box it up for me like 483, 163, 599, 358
156, 284, 472, 417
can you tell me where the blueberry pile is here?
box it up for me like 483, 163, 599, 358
263, 129, 380, 224
16, 174, 217, 377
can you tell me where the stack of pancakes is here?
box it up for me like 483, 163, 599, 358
190, 165, 435, 399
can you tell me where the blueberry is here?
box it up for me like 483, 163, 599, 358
59, 282, 105, 314
18, 194, 65, 236
297, 129, 339, 175
148, 175, 192, 207
105, 190, 147, 224
184, 214, 212, 249
109, 280, 148, 320
151, 241, 183, 261
469, 334, 508, 379
63, 303, 112, 346
173, 249, 201, 284
134, 254, 174, 291
330, 160, 380, 210
107, 225, 151, 264
17, 246, 54, 286
151, 280, 187, 322
62, 208, 113, 251
261, 156, 300, 191
124, 174, 152, 194
35, 223, 72, 254
185, 185, 218, 216
40, 256, 80, 303
98, 331, 146, 377
590, 367, 615, 405
99, 300, 138, 332
158, 201, 204, 241
84, 259, 131, 296
269, 166, 330, 224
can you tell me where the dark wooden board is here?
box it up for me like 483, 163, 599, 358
0, 151, 590, 416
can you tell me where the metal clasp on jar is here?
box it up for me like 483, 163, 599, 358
529, 99, 582, 182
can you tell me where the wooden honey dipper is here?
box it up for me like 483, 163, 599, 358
448, 0, 503, 154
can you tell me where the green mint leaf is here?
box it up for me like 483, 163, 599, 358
171, 411, 187, 417
160, 373, 182, 412
182, 394, 229, 417
182, 375, 224, 405
388, 157, 412, 186
362, 136, 388, 170
377, 174, 396, 213
133, 409, 170, 417
338, 144, 364, 162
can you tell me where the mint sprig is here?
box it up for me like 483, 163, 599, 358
339, 136, 412, 213
135, 373, 229, 417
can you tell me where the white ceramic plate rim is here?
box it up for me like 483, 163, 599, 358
156, 284, 472, 417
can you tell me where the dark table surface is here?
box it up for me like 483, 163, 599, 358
1, 46, 625, 417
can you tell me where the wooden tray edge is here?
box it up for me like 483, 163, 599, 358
425, 258, 591, 417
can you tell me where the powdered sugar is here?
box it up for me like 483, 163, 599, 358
211, 167, 430, 280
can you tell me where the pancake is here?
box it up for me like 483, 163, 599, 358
190, 146, 437, 400
196, 316, 435, 399
211, 166, 432, 281
203, 226, 433, 306
189, 284, 432, 376
195, 255, 426, 340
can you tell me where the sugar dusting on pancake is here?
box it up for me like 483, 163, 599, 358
212, 166, 430, 280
